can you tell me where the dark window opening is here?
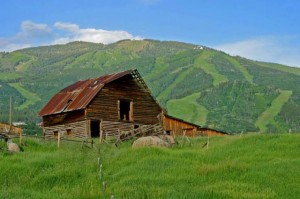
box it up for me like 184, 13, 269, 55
66, 129, 72, 136
53, 131, 58, 137
90, 120, 100, 138
119, 100, 132, 121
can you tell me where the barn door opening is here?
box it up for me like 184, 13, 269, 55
118, 99, 133, 121
90, 120, 100, 137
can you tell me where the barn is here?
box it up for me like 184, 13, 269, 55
39, 69, 228, 141
162, 114, 200, 137
198, 127, 229, 136
39, 69, 162, 140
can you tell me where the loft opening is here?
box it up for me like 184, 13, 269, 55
118, 99, 133, 121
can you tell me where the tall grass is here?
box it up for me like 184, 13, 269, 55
1, 134, 300, 198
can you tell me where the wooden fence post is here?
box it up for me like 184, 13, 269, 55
57, 132, 61, 148
19, 132, 22, 145
100, 120, 103, 143
207, 136, 209, 149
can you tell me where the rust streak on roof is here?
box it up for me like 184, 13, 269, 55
39, 70, 134, 116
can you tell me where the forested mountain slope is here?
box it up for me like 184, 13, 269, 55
1, 40, 300, 133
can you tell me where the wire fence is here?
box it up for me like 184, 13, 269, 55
2, 132, 112, 197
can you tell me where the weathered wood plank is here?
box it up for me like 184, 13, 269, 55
43, 120, 88, 139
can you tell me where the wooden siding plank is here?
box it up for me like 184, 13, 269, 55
43, 120, 87, 139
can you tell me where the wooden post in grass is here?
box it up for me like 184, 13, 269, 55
57, 131, 61, 148
207, 136, 209, 149
102, 181, 106, 193
99, 164, 103, 180
91, 139, 94, 148
19, 132, 22, 145
99, 120, 103, 143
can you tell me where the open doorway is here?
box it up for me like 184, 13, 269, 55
90, 120, 100, 137
118, 99, 133, 121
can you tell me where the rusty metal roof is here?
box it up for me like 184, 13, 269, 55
39, 70, 134, 116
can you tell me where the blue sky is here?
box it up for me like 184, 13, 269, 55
1, 0, 300, 67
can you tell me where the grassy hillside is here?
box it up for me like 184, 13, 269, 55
0, 40, 300, 133
1, 134, 300, 198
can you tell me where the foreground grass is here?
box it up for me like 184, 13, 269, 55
1, 134, 300, 198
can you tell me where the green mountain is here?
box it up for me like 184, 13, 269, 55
1, 40, 300, 133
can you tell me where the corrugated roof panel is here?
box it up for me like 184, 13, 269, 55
39, 69, 134, 116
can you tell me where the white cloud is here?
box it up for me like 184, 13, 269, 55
0, 21, 142, 52
0, 21, 54, 51
20, 21, 53, 38
54, 22, 79, 32
53, 22, 142, 45
214, 36, 300, 68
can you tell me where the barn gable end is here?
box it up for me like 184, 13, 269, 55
39, 69, 162, 140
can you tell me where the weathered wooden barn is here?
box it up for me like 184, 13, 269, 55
39, 69, 228, 140
161, 115, 228, 137
198, 127, 229, 136
39, 69, 162, 140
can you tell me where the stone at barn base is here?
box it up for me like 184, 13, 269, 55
7, 140, 20, 153
132, 136, 170, 149
158, 135, 176, 145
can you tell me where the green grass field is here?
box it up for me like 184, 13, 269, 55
1, 133, 300, 199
